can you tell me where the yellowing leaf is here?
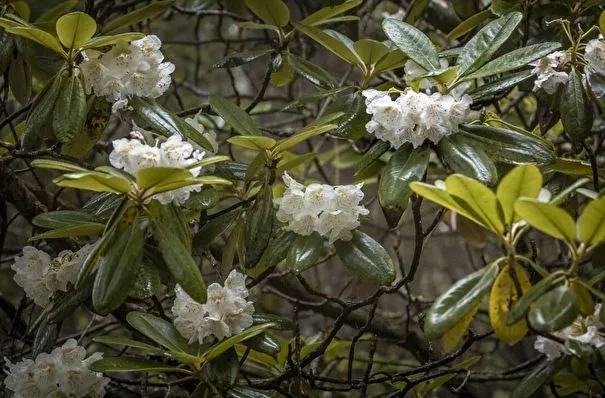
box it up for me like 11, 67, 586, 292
577, 196, 605, 246
496, 164, 542, 225
514, 198, 576, 243
489, 263, 530, 345
442, 302, 479, 353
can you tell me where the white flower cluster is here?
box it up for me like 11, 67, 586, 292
362, 89, 472, 149
11, 245, 93, 307
530, 51, 570, 94
585, 36, 605, 76
171, 271, 254, 343
3, 339, 108, 398
534, 304, 605, 360
274, 173, 369, 243
80, 35, 174, 112
109, 133, 206, 205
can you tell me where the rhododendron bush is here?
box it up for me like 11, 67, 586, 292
1, 0, 605, 396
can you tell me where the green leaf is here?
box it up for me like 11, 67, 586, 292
456, 11, 523, 77
193, 209, 243, 253
130, 97, 214, 151
135, 167, 193, 190
446, 174, 505, 234
90, 357, 191, 374
150, 206, 207, 303
577, 196, 605, 245
424, 262, 499, 339
22, 75, 63, 150
202, 323, 276, 362
352, 39, 389, 66
5, 26, 66, 57
286, 232, 324, 273
130, 263, 161, 300
382, 18, 440, 71
447, 9, 493, 41
100, 0, 175, 33
242, 333, 280, 355
410, 182, 485, 226
374, 44, 407, 73
213, 49, 273, 68
183, 188, 219, 211
438, 135, 497, 186
292, 21, 360, 65
55, 12, 96, 49
208, 94, 263, 136
355, 140, 389, 176
514, 198, 576, 242
300, 0, 362, 26
33, 210, 99, 229
126, 311, 191, 353
62, 96, 111, 158
326, 93, 369, 140
379, 144, 429, 216
35, 0, 78, 23
334, 230, 395, 285
496, 164, 543, 225
462, 42, 561, 80
405, 0, 431, 24
81, 32, 145, 49
248, 228, 296, 278
46, 279, 94, 323
205, 347, 239, 389
458, 123, 555, 165
52, 74, 86, 144
289, 54, 337, 89
560, 68, 594, 143
468, 70, 533, 102
273, 124, 335, 153
510, 358, 565, 398
237, 21, 280, 33
92, 210, 143, 315
528, 284, 579, 333
244, 0, 289, 27
54, 171, 132, 194
31, 317, 59, 357
244, 179, 274, 268
93, 336, 164, 355
8, 53, 30, 104
228, 136, 276, 150
507, 273, 564, 325
30, 223, 105, 240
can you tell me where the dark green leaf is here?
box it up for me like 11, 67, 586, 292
52, 74, 86, 144
458, 123, 555, 165
300, 0, 362, 26
438, 135, 497, 185
205, 347, 239, 389
92, 209, 144, 315
424, 262, 499, 339
286, 232, 324, 273
203, 323, 276, 361
90, 356, 191, 374
184, 188, 219, 211
193, 208, 243, 253
249, 228, 296, 277
130, 263, 161, 300
30, 223, 105, 240
22, 74, 62, 150
382, 18, 440, 71
468, 70, 533, 102
334, 230, 395, 285
243, 0, 289, 27
289, 54, 337, 89
8, 53, 30, 104
93, 336, 164, 355
244, 180, 274, 268
209, 94, 262, 136
33, 210, 99, 229
126, 311, 191, 353
355, 140, 390, 176
292, 21, 361, 65
32, 317, 59, 357
560, 68, 594, 143
510, 358, 566, 398
47, 279, 94, 323
528, 284, 579, 333
507, 273, 564, 325
227, 387, 273, 398
242, 333, 280, 355
101, 0, 175, 33
456, 11, 523, 77
326, 93, 370, 140
379, 145, 430, 211
587, 69, 605, 112
213, 49, 273, 68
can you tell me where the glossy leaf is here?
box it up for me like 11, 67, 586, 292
578, 196, 605, 245
228, 136, 276, 150
286, 232, 324, 273
93, 336, 164, 355
53, 74, 86, 144
202, 323, 276, 361
560, 68, 594, 143
326, 93, 370, 140
90, 357, 191, 374
135, 167, 193, 190
446, 174, 505, 234
213, 49, 273, 68
54, 171, 132, 194
382, 18, 440, 71
30, 223, 105, 240
81, 32, 145, 49
289, 54, 337, 89
273, 124, 335, 153
5, 26, 66, 57
33, 210, 99, 229
92, 209, 143, 315
355, 140, 390, 176
458, 124, 555, 165
510, 358, 565, 398
496, 164, 542, 225
353, 39, 389, 66
244, 180, 274, 268
292, 21, 360, 65
462, 42, 561, 80
489, 263, 530, 344
55, 12, 96, 49
22, 75, 62, 150
438, 135, 497, 185
126, 311, 191, 353
425, 262, 498, 339
507, 272, 564, 325
456, 11, 523, 77
193, 208, 243, 253
447, 9, 493, 41
514, 198, 576, 242
528, 284, 579, 333
468, 70, 533, 102
301, 0, 362, 26
334, 230, 395, 285
209, 94, 263, 136
244, 0, 289, 27
101, 0, 174, 33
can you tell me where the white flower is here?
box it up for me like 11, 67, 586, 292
11, 245, 93, 307
79, 35, 174, 112
3, 339, 109, 398
362, 88, 472, 149
534, 303, 605, 359
171, 271, 254, 344
585, 37, 605, 75
273, 173, 368, 243
109, 134, 206, 205
531, 51, 570, 94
